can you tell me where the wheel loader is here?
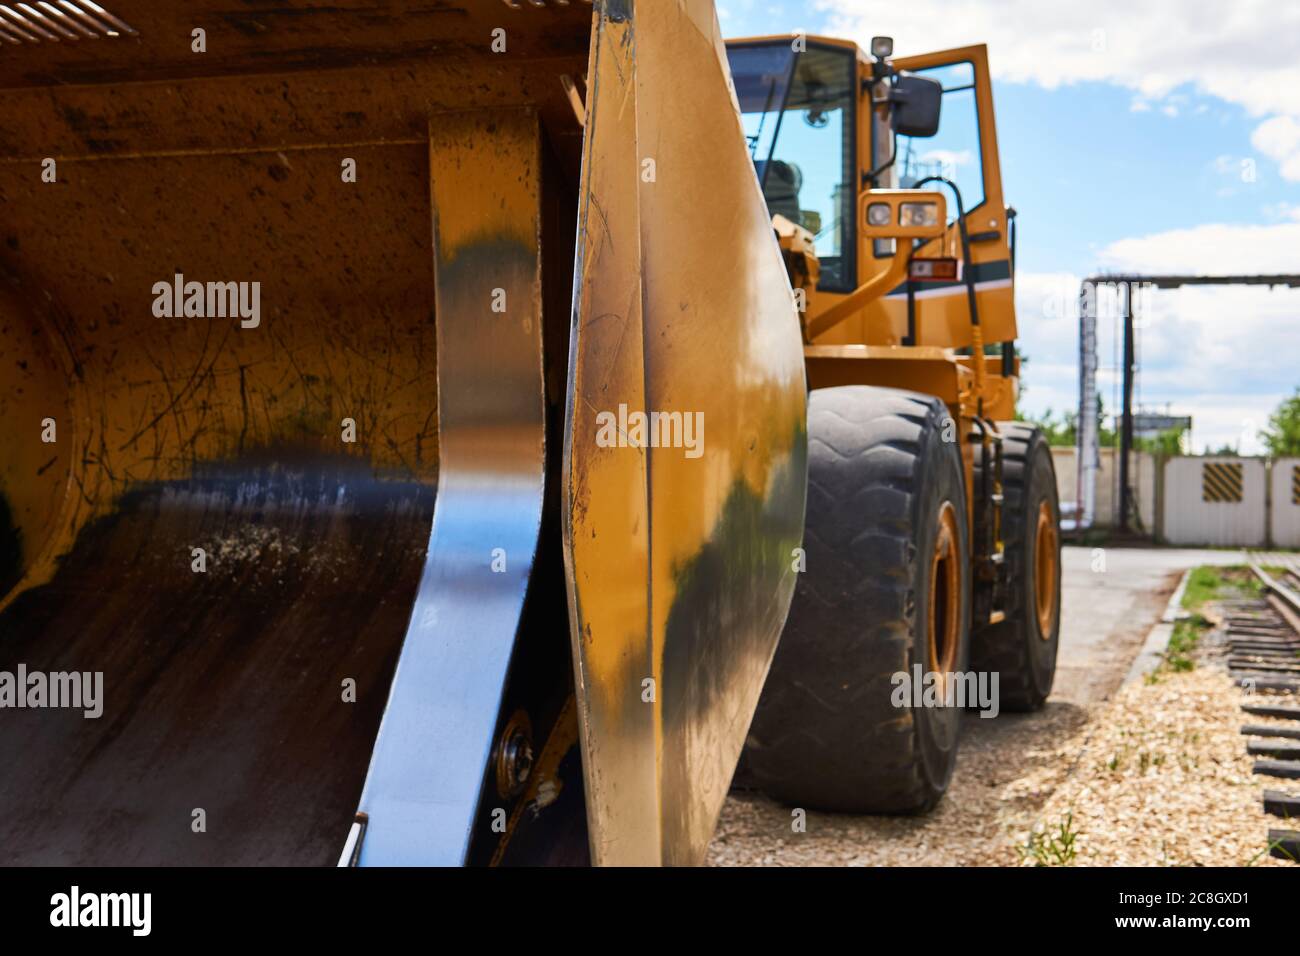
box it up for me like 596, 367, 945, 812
0, 0, 1059, 867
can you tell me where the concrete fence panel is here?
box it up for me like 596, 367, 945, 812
1162, 456, 1267, 547
1270, 457, 1300, 549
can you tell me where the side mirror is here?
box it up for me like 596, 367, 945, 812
891, 73, 942, 138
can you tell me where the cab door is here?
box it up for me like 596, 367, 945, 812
888, 44, 1016, 350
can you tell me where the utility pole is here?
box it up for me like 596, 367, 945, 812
1118, 282, 1136, 532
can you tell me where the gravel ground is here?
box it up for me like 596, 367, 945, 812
708, 589, 1297, 867
1025, 614, 1294, 867
708, 703, 1090, 866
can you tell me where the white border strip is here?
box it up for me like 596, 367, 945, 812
883, 277, 1013, 301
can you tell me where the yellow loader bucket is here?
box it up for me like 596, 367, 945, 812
565, 0, 806, 864
0, 0, 805, 866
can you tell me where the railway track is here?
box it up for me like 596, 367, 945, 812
1237, 560, 1300, 863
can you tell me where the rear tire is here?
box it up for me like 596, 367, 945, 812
970, 423, 1061, 712
746, 386, 970, 813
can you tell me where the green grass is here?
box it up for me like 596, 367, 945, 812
1155, 565, 1272, 679
1019, 812, 1080, 867
1181, 566, 1226, 609
1247, 836, 1297, 866
1163, 614, 1208, 672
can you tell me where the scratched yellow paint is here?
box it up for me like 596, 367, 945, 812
565, 4, 660, 866
0, 143, 440, 612
430, 113, 541, 260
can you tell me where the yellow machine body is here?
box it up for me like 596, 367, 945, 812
0, 1, 1036, 868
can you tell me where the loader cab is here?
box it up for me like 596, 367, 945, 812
726, 36, 944, 294
726, 36, 1017, 359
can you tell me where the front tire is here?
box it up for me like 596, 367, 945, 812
745, 386, 971, 813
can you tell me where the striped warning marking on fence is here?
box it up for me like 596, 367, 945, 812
1292, 465, 1300, 506
1202, 462, 1244, 503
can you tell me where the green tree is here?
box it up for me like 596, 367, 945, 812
1260, 388, 1300, 457
1017, 393, 1118, 448
1135, 425, 1187, 457
1017, 406, 1074, 446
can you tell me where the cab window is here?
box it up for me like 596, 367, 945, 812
728, 43, 858, 292
896, 61, 985, 216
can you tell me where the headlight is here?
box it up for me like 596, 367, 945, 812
899, 202, 940, 228
866, 202, 891, 226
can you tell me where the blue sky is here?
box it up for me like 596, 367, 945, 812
718, 0, 1300, 453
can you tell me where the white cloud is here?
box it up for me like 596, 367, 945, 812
1096, 219, 1300, 273
1252, 115, 1300, 182
1014, 271, 1090, 422
918, 147, 973, 171
817, 0, 1300, 180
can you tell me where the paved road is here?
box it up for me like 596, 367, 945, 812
1054, 545, 1246, 704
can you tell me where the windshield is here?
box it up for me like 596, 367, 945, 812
727, 42, 857, 292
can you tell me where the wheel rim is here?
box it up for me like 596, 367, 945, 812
1033, 499, 1058, 638
928, 502, 961, 687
